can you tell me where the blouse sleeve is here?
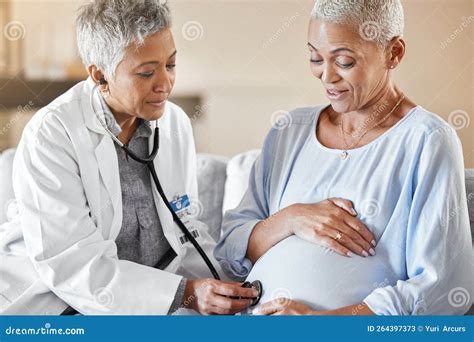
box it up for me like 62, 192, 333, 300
364, 126, 473, 315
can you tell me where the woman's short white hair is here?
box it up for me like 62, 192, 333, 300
76, 0, 172, 78
311, 0, 404, 46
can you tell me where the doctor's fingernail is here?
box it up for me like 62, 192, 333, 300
347, 251, 355, 258
362, 250, 369, 257
350, 208, 357, 216
369, 248, 376, 256
371, 240, 376, 247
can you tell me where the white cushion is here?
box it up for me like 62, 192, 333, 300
196, 154, 229, 242
0, 149, 16, 225
222, 150, 260, 214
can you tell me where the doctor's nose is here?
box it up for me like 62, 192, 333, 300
152, 68, 174, 94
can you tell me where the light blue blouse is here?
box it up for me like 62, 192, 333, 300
214, 105, 473, 315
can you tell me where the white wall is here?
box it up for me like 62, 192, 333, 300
4, 0, 474, 166
169, 0, 322, 156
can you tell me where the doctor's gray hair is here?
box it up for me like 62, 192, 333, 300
76, 0, 172, 78
311, 0, 404, 46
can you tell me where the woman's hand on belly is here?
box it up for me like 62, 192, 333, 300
247, 198, 376, 263
291, 199, 376, 257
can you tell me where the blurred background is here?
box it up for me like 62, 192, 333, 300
0, 0, 473, 166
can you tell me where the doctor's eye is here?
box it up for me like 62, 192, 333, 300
166, 64, 176, 71
137, 71, 154, 78
310, 59, 323, 65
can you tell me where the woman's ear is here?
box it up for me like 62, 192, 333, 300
387, 37, 406, 69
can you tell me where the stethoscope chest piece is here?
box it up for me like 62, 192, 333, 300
241, 280, 263, 306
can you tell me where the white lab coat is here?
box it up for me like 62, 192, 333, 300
0, 78, 222, 315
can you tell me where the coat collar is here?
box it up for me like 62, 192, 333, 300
82, 77, 109, 135
80, 78, 122, 237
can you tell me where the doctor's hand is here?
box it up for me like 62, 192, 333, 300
289, 198, 376, 258
182, 279, 258, 315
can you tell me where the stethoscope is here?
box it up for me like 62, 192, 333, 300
60, 83, 262, 315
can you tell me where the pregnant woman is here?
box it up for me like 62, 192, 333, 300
214, 0, 473, 315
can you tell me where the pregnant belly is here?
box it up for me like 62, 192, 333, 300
245, 236, 396, 311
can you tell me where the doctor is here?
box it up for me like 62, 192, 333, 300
0, 0, 257, 315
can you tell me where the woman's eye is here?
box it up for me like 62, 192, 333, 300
138, 71, 154, 78
166, 64, 176, 70
310, 59, 323, 65
336, 59, 355, 69
338, 63, 354, 69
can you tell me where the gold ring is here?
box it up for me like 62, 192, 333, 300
335, 232, 342, 241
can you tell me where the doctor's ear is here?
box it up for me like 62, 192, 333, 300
87, 65, 108, 86
87, 65, 111, 99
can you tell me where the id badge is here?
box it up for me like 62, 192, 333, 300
169, 194, 200, 245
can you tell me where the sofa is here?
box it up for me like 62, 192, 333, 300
1, 148, 473, 314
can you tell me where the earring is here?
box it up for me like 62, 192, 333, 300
390, 65, 395, 69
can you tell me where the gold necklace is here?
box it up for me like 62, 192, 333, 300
339, 93, 405, 160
